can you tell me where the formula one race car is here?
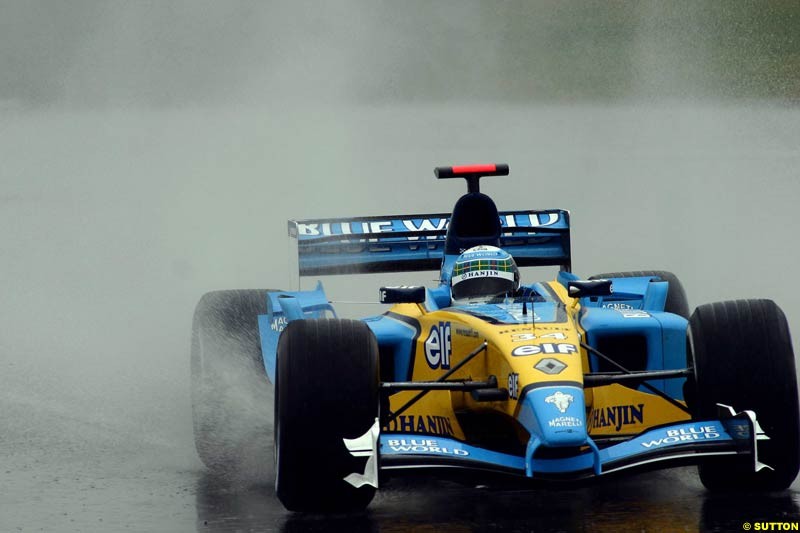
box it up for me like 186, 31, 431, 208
190, 164, 799, 513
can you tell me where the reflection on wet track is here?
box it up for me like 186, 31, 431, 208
195, 468, 800, 532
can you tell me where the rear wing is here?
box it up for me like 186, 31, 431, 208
288, 209, 571, 276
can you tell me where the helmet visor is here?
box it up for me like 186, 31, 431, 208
451, 270, 517, 301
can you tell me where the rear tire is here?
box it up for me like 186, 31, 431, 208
275, 319, 380, 512
688, 299, 800, 490
589, 270, 689, 318
191, 290, 274, 474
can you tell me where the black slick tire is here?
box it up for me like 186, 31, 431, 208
589, 270, 689, 318
275, 318, 380, 513
191, 289, 274, 474
688, 299, 800, 490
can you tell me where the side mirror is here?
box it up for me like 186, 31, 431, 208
567, 279, 613, 298
379, 286, 426, 304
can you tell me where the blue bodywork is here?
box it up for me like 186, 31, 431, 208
259, 185, 722, 480
257, 275, 710, 479
257, 282, 336, 383
558, 270, 688, 400
258, 273, 687, 396
289, 210, 571, 276
380, 415, 755, 478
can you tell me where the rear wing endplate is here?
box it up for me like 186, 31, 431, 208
288, 209, 571, 276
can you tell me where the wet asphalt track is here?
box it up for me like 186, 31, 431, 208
3, 102, 800, 532
4, 391, 800, 533
3, 380, 800, 532
197, 473, 800, 533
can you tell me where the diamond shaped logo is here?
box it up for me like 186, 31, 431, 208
534, 358, 567, 375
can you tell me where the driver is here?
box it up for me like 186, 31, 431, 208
450, 245, 520, 304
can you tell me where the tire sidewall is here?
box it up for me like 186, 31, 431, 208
274, 318, 379, 512
688, 299, 800, 490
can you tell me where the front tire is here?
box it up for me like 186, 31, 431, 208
191, 289, 274, 474
688, 299, 800, 490
275, 319, 380, 512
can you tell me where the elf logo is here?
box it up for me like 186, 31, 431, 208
425, 322, 451, 369
512, 343, 577, 356
508, 372, 520, 400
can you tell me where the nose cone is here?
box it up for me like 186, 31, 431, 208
518, 386, 587, 447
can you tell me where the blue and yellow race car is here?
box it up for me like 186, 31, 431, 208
190, 165, 799, 512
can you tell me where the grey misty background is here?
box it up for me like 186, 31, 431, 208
1, 1, 800, 528
3, 2, 800, 106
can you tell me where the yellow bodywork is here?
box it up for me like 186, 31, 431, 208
381, 281, 689, 444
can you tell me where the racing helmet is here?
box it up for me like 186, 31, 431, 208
450, 245, 520, 303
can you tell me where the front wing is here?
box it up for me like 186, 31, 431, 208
346, 408, 769, 486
